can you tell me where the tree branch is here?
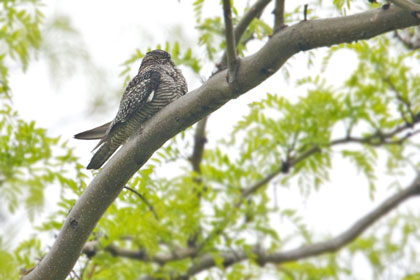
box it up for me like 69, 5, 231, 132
383, 77, 416, 124
106, 244, 196, 265
190, 117, 208, 174
24, 6, 420, 280
274, 0, 286, 32
220, 0, 271, 69
174, 173, 420, 278
235, 0, 271, 41
222, 0, 238, 83
389, 0, 420, 12
264, 172, 420, 262
240, 117, 420, 198
82, 240, 197, 265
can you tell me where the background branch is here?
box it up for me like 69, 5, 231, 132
24, 6, 420, 280
190, 117, 208, 174
220, 0, 271, 68
222, 0, 238, 83
82, 241, 197, 265
171, 173, 420, 278
241, 118, 420, 198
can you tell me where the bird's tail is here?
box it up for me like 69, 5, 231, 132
87, 142, 119, 170
74, 122, 111, 140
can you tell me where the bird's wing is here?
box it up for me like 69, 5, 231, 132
114, 69, 162, 124
90, 69, 162, 151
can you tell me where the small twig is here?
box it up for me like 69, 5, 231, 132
274, 0, 286, 32
124, 186, 159, 220
383, 76, 416, 123
240, 170, 280, 199
303, 4, 309, 21
222, 0, 238, 83
86, 263, 96, 280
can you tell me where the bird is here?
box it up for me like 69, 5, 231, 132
74, 49, 188, 169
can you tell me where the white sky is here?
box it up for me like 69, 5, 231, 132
5, 0, 420, 278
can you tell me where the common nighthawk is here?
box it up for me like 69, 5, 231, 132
75, 50, 188, 169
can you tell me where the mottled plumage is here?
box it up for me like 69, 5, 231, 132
75, 50, 188, 169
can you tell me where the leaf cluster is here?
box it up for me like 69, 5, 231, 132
0, 0, 44, 95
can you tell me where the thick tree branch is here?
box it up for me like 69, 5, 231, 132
274, 0, 286, 32
389, 0, 420, 12
24, 6, 420, 280
222, 0, 238, 83
174, 173, 420, 278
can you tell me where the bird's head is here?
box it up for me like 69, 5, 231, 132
140, 49, 173, 69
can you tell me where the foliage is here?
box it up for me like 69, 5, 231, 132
0, 0, 91, 219
0, 0, 89, 277
2, 0, 420, 280
0, 0, 44, 96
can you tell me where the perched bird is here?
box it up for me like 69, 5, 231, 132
75, 50, 188, 169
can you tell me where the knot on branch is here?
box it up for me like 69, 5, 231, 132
382, 3, 391, 10
69, 218, 78, 229
82, 241, 98, 259
260, 67, 275, 75
414, 111, 420, 122
412, 11, 420, 18
281, 160, 290, 173
254, 245, 267, 266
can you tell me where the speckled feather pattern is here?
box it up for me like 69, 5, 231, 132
86, 50, 187, 169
